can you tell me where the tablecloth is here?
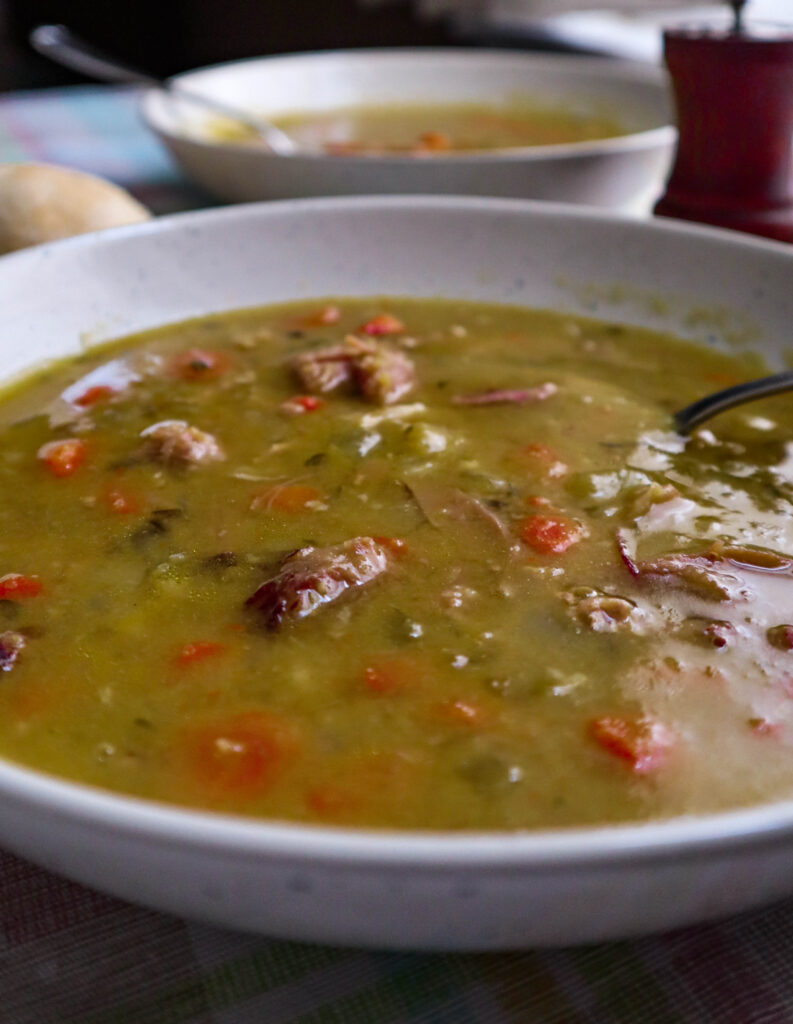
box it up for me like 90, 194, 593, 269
1, 84, 793, 1024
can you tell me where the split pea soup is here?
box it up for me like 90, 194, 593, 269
1, 297, 792, 831
208, 100, 627, 154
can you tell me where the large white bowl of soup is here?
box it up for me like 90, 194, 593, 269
2, 197, 793, 950
141, 49, 674, 208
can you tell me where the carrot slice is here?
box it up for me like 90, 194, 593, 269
37, 438, 86, 478
280, 394, 325, 415
8, 680, 57, 721
0, 573, 42, 599
180, 711, 297, 794
250, 484, 321, 513
362, 654, 427, 695
519, 514, 584, 555
589, 716, 674, 774
305, 752, 415, 821
414, 131, 451, 152
306, 783, 358, 817
518, 442, 567, 479
175, 641, 228, 667
75, 384, 116, 407
102, 485, 142, 515
359, 313, 405, 336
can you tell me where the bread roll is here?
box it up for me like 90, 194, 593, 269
0, 163, 151, 254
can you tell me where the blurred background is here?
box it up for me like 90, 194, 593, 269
2, 0, 790, 90
0, 1, 455, 91
0, 0, 790, 223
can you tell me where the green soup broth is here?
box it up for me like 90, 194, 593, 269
209, 100, 628, 154
0, 297, 790, 830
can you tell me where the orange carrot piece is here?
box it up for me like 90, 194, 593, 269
415, 130, 451, 152
359, 313, 405, 336
102, 485, 142, 515
305, 752, 415, 821
518, 442, 567, 479
280, 394, 325, 415
0, 574, 42, 599
175, 641, 228, 667
361, 654, 426, 696
181, 711, 297, 794
519, 514, 584, 555
75, 384, 116, 407
250, 484, 321, 514
37, 438, 87, 478
8, 680, 56, 721
372, 536, 408, 557
306, 783, 359, 817
589, 716, 674, 774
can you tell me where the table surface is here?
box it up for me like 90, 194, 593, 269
1, 83, 793, 1024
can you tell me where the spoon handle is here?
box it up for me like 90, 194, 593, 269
30, 24, 297, 154
674, 368, 793, 434
30, 24, 160, 88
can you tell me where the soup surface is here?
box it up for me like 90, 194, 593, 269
207, 101, 627, 154
0, 298, 791, 830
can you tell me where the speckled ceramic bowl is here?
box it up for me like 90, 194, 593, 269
1, 198, 792, 950
141, 49, 674, 209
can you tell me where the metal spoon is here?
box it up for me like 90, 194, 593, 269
29, 24, 298, 155
674, 369, 793, 434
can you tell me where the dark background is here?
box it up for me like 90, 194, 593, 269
1, 1, 457, 90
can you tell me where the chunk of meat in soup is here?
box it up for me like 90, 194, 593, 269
246, 537, 390, 630
139, 420, 224, 465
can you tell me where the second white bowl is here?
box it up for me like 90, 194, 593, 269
142, 49, 674, 208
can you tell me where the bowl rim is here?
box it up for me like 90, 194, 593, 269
3, 195, 793, 871
141, 46, 675, 163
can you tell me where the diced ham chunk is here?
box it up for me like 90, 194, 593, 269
0, 631, 25, 671
139, 420, 224, 466
451, 383, 557, 406
291, 336, 415, 406
354, 346, 416, 405
678, 617, 734, 649
292, 344, 360, 394
767, 625, 793, 651
565, 591, 642, 633
291, 336, 374, 394
246, 537, 389, 630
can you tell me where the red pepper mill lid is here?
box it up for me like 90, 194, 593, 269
654, 0, 793, 243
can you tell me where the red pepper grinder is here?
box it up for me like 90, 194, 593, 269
654, 0, 793, 243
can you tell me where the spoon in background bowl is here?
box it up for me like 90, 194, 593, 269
29, 24, 298, 155
674, 368, 793, 433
